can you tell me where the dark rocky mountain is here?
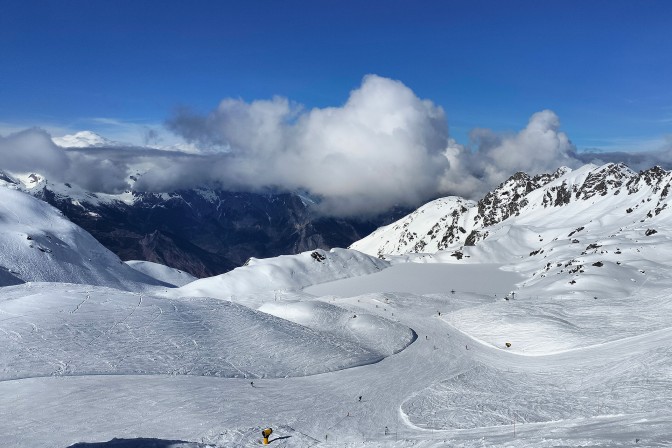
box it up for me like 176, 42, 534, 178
18, 179, 402, 277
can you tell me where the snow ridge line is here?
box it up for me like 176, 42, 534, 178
442, 318, 672, 361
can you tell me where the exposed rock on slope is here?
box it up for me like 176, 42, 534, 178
352, 163, 672, 259
349, 197, 477, 257
4, 172, 399, 277
0, 186, 168, 289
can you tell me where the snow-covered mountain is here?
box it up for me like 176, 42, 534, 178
349, 196, 479, 256
52, 131, 126, 148
170, 247, 390, 307
352, 163, 672, 259
0, 183, 168, 289
2, 170, 398, 277
6, 161, 672, 447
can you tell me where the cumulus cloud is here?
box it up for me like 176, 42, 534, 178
159, 80, 594, 214
469, 110, 582, 188
161, 75, 452, 216
0, 128, 70, 176
576, 134, 672, 171
5, 75, 672, 217
0, 128, 132, 193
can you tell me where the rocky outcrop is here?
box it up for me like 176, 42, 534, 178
352, 163, 672, 257
24, 183, 401, 277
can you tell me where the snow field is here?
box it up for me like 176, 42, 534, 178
0, 187, 167, 290
5, 282, 672, 446
304, 263, 523, 297
171, 248, 390, 307
0, 283, 414, 381
125, 260, 198, 287
4, 160, 672, 447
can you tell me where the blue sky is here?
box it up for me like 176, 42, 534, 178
1, 0, 671, 152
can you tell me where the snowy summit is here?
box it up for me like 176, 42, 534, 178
52, 130, 126, 148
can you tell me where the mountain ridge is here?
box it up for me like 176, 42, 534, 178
351, 162, 672, 258
0, 171, 402, 277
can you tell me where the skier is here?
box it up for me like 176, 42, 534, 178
358, 395, 362, 402
250, 381, 254, 387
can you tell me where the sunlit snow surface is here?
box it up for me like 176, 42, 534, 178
0, 283, 416, 380
125, 260, 198, 287
4, 169, 672, 446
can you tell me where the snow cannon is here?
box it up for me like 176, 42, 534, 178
505, 342, 512, 348
262, 428, 273, 445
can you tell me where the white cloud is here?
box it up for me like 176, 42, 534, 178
6, 76, 671, 217
470, 110, 581, 187
0, 128, 69, 176
163, 75, 452, 216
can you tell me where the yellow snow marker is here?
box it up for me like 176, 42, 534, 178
262, 428, 273, 445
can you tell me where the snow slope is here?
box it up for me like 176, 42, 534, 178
0, 186, 167, 289
4, 162, 672, 447
4, 280, 672, 447
0, 283, 414, 381
259, 300, 416, 358
170, 248, 389, 307
350, 196, 477, 256
125, 260, 198, 287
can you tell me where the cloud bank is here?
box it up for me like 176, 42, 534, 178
2, 75, 670, 217
161, 75, 451, 215
160, 75, 589, 214
0, 129, 136, 193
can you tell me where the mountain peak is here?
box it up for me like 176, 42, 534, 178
352, 162, 672, 257
52, 131, 124, 148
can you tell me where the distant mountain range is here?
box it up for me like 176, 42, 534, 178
352, 162, 672, 260
7, 131, 672, 282
0, 169, 402, 278
0, 182, 168, 289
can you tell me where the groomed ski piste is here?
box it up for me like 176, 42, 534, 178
3, 165, 672, 447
